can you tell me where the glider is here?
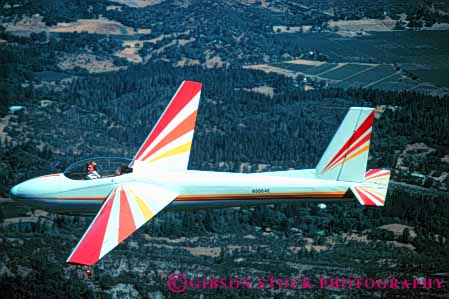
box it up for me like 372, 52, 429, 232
10, 80, 390, 266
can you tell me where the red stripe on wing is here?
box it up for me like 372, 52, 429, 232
118, 187, 137, 243
67, 189, 116, 265
134, 81, 202, 161
140, 110, 197, 162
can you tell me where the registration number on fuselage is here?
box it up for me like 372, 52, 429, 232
252, 188, 270, 194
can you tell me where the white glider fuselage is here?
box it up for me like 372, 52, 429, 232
11, 168, 353, 216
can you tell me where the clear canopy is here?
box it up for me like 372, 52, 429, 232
64, 157, 133, 180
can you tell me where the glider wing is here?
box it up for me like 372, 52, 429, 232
66, 183, 178, 265
131, 80, 202, 171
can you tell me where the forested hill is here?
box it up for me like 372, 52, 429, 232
1, 61, 449, 194
2, 0, 449, 27
1, 1, 449, 298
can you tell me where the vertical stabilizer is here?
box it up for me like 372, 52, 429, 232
316, 107, 374, 182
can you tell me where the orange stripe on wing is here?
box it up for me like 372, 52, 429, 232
118, 187, 137, 243
141, 110, 197, 162
134, 81, 201, 161
363, 187, 385, 199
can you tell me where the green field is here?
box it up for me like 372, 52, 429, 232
410, 69, 449, 88
275, 31, 449, 66
305, 63, 338, 75
341, 65, 397, 86
34, 71, 72, 81
320, 64, 373, 80
274, 31, 449, 88
264, 31, 449, 92
370, 74, 417, 91
278, 62, 315, 73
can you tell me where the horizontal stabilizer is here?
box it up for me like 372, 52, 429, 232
351, 169, 391, 206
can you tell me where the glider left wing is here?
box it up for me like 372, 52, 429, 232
67, 183, 178, 266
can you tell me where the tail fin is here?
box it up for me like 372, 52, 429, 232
351, 169, 391, 206
316, 107, 375, 182
131, 80, 202, 171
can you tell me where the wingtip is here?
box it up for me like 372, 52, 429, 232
183, 80, 202, 88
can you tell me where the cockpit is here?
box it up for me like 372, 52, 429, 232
64, 157, 133, 180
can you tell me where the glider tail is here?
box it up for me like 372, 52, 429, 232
131, 80, 202, 171
316, 107, 374, 183
351, 169, 391, 206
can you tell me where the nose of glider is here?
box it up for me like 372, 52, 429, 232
9, 184, 20, 199
10, 174, 62, 202
10, 173, 69, 205
10, 181, 33, 201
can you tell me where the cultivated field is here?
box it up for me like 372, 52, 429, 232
264, 31, 449, 94
49, 18, 151, 35
262, 59, 417, 92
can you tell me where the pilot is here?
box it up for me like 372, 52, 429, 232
114, 166, 132, 176
86, 161, 101, 180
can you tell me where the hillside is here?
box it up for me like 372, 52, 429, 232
0, 1, 449, 298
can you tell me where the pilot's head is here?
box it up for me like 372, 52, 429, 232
86, 161, 97, 173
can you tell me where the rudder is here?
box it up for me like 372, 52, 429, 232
316, 107, 375, 182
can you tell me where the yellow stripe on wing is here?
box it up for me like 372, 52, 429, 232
148, 141, 192, 163
128, 188, 155, 221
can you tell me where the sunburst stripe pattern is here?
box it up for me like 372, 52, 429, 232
322, 111, 374, 173
67, 183, 178, 266
132, 81, 201, 169
351, 169, 391, 207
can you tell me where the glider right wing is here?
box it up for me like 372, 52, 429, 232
131, 80, 202, 171
66, 183, 178, 266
